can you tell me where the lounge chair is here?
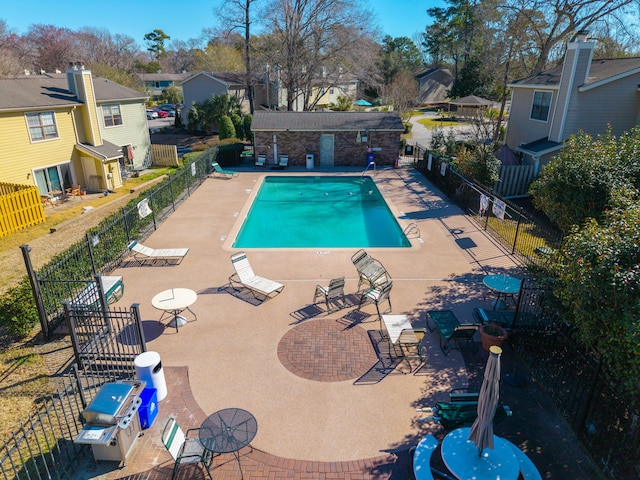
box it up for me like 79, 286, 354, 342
229, 251, 284, 300
211, 161, 238, 178
255, 154, 266, 167
127, 240, 189, 266
278, 154, 288, 167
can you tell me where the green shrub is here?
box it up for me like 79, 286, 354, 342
0, 278, 38, 338
219, 115, 236, 140
231, 113, 243, 140
243, 114, 253, 143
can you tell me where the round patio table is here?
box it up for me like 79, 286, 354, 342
441, 427, 520, 480
483, 274, 521, 310
199, 408, 258, 471
151, 288, 197, 332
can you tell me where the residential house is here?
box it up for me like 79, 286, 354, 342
0, 63, 151, 195
414, 67, 453, 106
252, 111, 404, 167
180, 68, 360, 128
505, 32, 640, 174
137, 72, 190, 101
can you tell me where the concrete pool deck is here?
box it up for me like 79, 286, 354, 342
77, 166, 601, 479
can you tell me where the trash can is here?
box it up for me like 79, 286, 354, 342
366, 152, 375, 168
138, 387, 158, 429
134, 351, 167, 401
306, 153, 314, 169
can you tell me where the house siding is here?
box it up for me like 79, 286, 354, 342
254, 130, 399, 167
182, 74, 231, 126
0, 109, 76, 185
505, 88, 557, 150
563, 74, 640, 139
549, 45, 593, 141
100, 102, 151, 169
74, 71, 102, 146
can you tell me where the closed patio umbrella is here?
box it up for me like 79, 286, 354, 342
468, 345, 502, 456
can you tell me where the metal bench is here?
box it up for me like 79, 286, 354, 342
70, 275, 124, 308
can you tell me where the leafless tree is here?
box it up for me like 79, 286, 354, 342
214, 0, 262, 113
261, 0, 375, 111
387, 71, 418, 120
502, 0, 638, 73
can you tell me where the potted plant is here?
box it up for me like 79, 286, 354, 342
480, 323, 508, 351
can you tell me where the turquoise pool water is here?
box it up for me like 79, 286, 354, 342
233, 176, 411, 248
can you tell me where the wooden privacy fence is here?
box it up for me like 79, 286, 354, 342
494, 164, 537, 198
150, 144, 179, 167
0, 182, 46, 237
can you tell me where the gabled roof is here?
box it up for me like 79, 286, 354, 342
76, 140, 123, 161
252, 111, 404, 132
137, 73, 191, 82
448, 95, 492, 106
509, 57, 640, 89
181, 71, 250, 87
0, 73, 147, 111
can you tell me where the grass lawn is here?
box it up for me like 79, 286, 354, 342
417, 117, 469, 129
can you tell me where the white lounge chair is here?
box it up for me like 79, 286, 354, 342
229, 252, 284, 300
255, 154, 266, 167
128, 240, 189, 266
278, 154, 288, 167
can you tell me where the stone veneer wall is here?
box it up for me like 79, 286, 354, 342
254, 131, 400, 167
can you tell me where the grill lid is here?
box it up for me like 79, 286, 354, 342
83, 383, 135, 424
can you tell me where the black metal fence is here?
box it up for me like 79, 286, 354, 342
0, 362, 135, 480
23, 148, 217, 339
409, 145, 639, 478
411, 145, 564, 268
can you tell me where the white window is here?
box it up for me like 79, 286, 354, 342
102, 104, 123, 127
26, 111, 58, 141
530, 91, 552, 121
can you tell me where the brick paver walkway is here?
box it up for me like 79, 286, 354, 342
277, 318, 379, 382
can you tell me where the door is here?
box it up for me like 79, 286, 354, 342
320, 134, 334, 166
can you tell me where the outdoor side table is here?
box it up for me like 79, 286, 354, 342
199, 408, 258, 472
151, 288, 197, 332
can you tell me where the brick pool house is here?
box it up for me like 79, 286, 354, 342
251, 111, 404, 168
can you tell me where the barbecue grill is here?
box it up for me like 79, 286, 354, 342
74, 380, 145, 465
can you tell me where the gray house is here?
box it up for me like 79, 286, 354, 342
414, 67, 453, 106
251, 111, 404, 167
505, 32, 640, 174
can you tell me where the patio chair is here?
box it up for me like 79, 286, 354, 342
229, 251, 285, 300
127, 240, 189, 266
358, 280, 393, 317
65, 184, 86, 198
418, 388, 512, 431
211, 161, 238, 178
313, 276, 346, 312
351, 249, 389, 291
255, 154, 266, 167
278, 154, 288, 167
161, 417, 212, 480
398, 327, 426, 363
41, 195, 55, 208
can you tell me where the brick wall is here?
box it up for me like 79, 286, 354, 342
254, 130, 400, 167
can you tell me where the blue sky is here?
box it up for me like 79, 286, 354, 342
2, 0, 442, 47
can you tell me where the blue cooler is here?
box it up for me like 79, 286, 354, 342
138, 387, 158, 429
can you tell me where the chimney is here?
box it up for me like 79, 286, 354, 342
572, 29, 590, 42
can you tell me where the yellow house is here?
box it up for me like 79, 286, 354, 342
0, 63, 150, 195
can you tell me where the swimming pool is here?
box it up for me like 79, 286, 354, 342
233, 176, 411, 248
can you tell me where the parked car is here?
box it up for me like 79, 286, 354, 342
146, 109, 158, 119
152, 109, 169, 118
